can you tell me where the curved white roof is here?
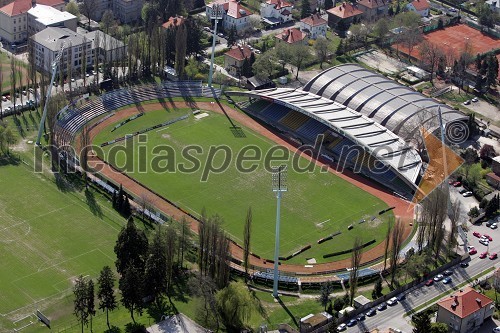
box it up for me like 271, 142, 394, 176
227, 88, 422, 187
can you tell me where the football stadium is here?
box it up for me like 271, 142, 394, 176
51, 64, 468, 282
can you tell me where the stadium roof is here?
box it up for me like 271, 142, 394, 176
226, 88, 423, 186
302, 64, 467, 137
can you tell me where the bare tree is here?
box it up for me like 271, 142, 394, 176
243, 207, 252, 280
80, 0, 97, 30
389, 219, 404, 287
419, 40, 443, 84
383, 218, 393, 271
448, 199, 461, 257
174, 24, 187, 79
177, 216, 191, 269
349, 237, 363, 305
314, 36, 329, 69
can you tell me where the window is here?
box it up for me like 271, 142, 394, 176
14, 27, 16, 32
13, 19, 16, 24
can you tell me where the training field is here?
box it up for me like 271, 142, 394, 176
0, 162, 124, 331
94, 106, 392, 264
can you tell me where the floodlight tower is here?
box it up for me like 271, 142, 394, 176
208, 4, 224, 88
36, 44, 64, 146
272, 165, 287, 298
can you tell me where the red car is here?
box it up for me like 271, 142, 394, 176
425, 279, 434, 286
479, 252, 488, 259
453, 181, 462, 187
469, 248, 477, 255
490, 253, 498, 260
473, 232, 481, 238
483, 234, 493, 242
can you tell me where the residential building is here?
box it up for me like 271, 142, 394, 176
260, 0, 293, 26
93, 0, 112, 22
326, 2, 363, 29
275, 27, 307, 45
31, 27, 92, 73
206, 0, 253, 31
28, 4, 77, 35
224, 44, 253, 77
300, 13, 327, 39
436, 287, 494, 333
356, 0, 388, 21
406, 0, 430, 17
0, 0, 64, 45
486, 0, 499, 12
113, 0, 143, 24
84, 30, 126, 63
162, 15, 185, 29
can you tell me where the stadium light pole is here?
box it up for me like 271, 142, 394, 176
272, 165, 287, 298
208, 4, 223, 88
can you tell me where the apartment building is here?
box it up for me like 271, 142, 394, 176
28, 4, 77, 35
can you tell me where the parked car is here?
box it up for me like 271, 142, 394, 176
490, 253, 498, 260
460, 262, 469, 268
1, 96, 6, 102
483, 234, 493, 242
366, 308, 376, 317
473, 232, 482, 238
480, 252, 488, 259
462, 191, 473, 197
479, 239, 490, 246
337, 323, 347, 331
377, 303, 387, 311
472, 97, 478, 102
346, 319, 357, 327
444, 270, 453, 276
356, 314, 365, 321
387, 297, 398, 306
433, 274, 444, 282
397, 294, 406, 301
491, 223, 498, 229
468, 248, 477, 255
443, 277, 452, 284
463, 99, 471, 105
453, 181, 462, 187
459, 188, 468, 194
425, 279, 434, 286
493, 326, 500, 332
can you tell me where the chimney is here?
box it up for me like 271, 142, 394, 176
476, 298, 482, 305
31, 0, 36, 7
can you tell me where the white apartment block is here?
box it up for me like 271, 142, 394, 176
28, 4, 77, 35
0, 0, 65, 45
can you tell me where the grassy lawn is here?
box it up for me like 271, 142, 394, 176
0, 51, 31, 95
94, 107, 392, 264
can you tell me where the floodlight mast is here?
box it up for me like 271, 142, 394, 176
36, 43, 64, 146
208, 4, 224, 88
272, 165, 287, 298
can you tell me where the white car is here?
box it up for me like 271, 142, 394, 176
491, 223, 498, 229
462, 191, 473, 197
479, 238, 490, 246
337, 323, 347, 331
472, 97, 478, 102
434, 274, 444, 282
387, 297, 398, 306
493, 327, 500, 333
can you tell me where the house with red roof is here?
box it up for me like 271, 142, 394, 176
436, 286, 494, 333
406, 0, 430, 17
275, 27, 307, 45
300, 13, 327, 39
326, 2, 363, 29
206, 0, 253, 31
162, 16, 186, 30
260, 0, 293, 26
224, 44, 253, 76
0, 0, 64, 45
357, 0, 388, 21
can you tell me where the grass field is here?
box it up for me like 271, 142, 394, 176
0, 159, 128, 332
94, 106, 392, 264
0, 51, 30, 95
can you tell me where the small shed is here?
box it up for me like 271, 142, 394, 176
354, 295, 372, 308
299, 312, 333, 333
406, 66, 430, 80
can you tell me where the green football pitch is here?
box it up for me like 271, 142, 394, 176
0, 162, 125, 331
94, 106, 392, 264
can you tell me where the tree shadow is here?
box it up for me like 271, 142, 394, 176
54, 172, 83, 193
0, 154, 21, 167
85, 189, 103, 218
146, 298, 171, 322
277, 296, 299, 328
28, 112, 38, 128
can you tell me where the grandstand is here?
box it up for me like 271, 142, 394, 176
54, 81, 220, 149
226, 64, 468, 199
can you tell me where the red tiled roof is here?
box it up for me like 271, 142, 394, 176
357, 0, 387, 9
409, 0, 429, 11
301, 13, 327, 26
275, 27, 307, 44
0, 0, 63, 16
225, 44, 253, 61
438, 287, 493, 319
267, 0, 292, 9
327, 2, 363, 19
162, 16, 185, 29
206, 0, 251, 19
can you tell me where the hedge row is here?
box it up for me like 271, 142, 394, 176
111, 113, 143, 132
317, 231, 341, 244
322, 239, 376, 259
279, 244, 312, 261
379, 207, 395, 215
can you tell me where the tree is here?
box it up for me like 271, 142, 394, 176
144, 227, 168, 306
189, 273, 220, 330
86, 280, 96, 332
65, 1, 80, 18
243, 207, 252, 279
319, 282, 333, 310
485, 194, 499, 217
119, 266, 143, 323
480, 144, 496, 160
373, 18, 389, 44
383, 218, 393, 270
373, 278, 383, 299
175, 24, 187, 79
216, 281, 257, 331
468, 206, 480, 218
389, 219, 405, 286
226, 25, 237, 48
314, 36, 329, 69
100, 10, 115, 34
477, 3, 497, 29
289, 43, 313, 80
301, 0, 312, 18
274, 42, 291, 73
73, 275, 89, 333
419, 41, 443, 83
430, 322, 448, 333
178, 216, 192, 269
80, 0, 97, 30
324, 0, 333, 9
80, 125, 90, 189
485, 54, 499, 88
349, 237, 363, 305
448, 199, 461, 256
412, 312, 432, 333
114, 217, 149, 276
0, 124, 16, 154
97, 266, 117, 330
253, 52, 275, 80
